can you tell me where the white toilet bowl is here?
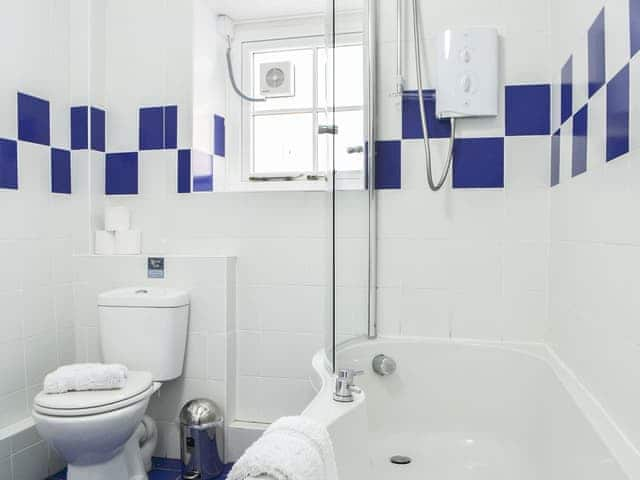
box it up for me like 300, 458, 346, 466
33, 371, 156, 480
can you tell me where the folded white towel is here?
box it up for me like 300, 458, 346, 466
44, 363, 128, 394
228, 416, 338, 480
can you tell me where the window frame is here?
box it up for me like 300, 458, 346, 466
241, 33, 366, 191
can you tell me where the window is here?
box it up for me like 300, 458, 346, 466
242, 34, 364, 187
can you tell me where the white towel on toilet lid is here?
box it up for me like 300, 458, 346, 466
228, 416, 338, 480
44, 363, 128, 394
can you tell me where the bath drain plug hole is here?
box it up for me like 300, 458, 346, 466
390, 456, 412, 465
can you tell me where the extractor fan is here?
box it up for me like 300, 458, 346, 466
259, 61, 295, 98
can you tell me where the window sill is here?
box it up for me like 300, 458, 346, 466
219, 175, 366, 193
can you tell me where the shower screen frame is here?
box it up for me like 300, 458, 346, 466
325, 0, 377, 372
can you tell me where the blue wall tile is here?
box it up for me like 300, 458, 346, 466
51, 148, 71, 194
572, 105, 588, 177
192, 150, 213, 192
606, 64, 630, 162
505, 84, 550, 136
214, 115, 225, 157
106, 152, 138, 195
139, 107, 164, 150
402, 90, 451, 139
165, 106, 178, 149
0, 138, 18, 190
588, 9, 606, 98
632, 0, 640, 57
561, 57, 573, 124
177, 149, 191, 193
18, 92, 50, 146
91, 107, 106, 152
551, 130, 561, 187
453, 137, 504, 189
375, 141, 401, 189
70, 106, 88, 150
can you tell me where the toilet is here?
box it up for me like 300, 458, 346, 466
32, 287, 190, 480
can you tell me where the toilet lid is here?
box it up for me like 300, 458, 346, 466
34, 371, 153, 412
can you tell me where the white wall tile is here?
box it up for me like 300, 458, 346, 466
605, 0, 631, 82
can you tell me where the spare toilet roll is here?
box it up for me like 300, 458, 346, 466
105, 206, 131, 232
115, 230, 141, 255
95, 231, 116, 255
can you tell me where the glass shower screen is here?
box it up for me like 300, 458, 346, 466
325, 0, 373, 371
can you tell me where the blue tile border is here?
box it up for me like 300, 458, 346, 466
51, 148, 72, 194
106, 152, 139, 195
165, 106, 178, 149
606, 64, 630, 162
177, 149, 191, 193
91, 107, 106, 152
0, 138, 18, 190
572, 104, 588, 177
505, 84, 550, 136
214, 114, 225, 157
453, 137, 504, 189
402, 90, 452, 140
375, 140, 401, 189
18, 92, 50, 146
71, 106, 89, 150
561, 57, 573, 124
139, 107, 164, 151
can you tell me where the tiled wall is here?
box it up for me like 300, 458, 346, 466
72, 255, 235, 460
373, 0, 552, 340
0, 0, 91, 478
83, 0, 556, 428
548, 0, 640, 454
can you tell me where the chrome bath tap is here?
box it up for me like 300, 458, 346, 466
333, 368, 364, 403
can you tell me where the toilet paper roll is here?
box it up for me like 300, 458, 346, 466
105, 206, 131, 232
115, 230, 141, 255
95, 230, 116, 255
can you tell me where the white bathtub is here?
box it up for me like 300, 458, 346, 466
303, 337, 640, 480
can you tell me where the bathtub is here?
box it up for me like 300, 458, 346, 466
303, 337, 640, 480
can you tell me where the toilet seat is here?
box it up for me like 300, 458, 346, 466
33, 371, 153, 417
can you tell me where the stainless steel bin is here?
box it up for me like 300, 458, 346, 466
179, 399, 225, 480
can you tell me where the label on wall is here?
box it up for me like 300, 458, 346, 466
148, 257, 165, 279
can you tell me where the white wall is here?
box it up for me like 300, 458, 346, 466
0, 0, 91, 477
374, 0, 552, 340
548, 0, 640, 454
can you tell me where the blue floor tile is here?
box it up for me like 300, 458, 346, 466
49, 458, 232, 480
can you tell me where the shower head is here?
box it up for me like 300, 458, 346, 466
216, 15, 235, 42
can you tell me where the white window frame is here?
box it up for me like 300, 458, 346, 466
222, 14, 365, 193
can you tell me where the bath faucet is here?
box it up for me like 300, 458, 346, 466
333, 368, 364, 403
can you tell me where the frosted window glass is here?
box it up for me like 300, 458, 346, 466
253, 49, 314, 112
254, 113, 314, 173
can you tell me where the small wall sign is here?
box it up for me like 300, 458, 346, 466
148, 257, 165, 279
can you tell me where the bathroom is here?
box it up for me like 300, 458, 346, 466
0, 0, 639, 478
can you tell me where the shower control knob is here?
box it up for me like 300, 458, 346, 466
460, 49, 471, 63
372, 354, 397, 376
